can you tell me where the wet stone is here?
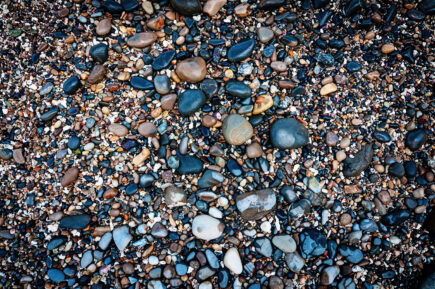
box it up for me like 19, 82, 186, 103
138, 122, 157, 137
236, 189, 276, 220
127, 32, 157, 48
198, 169, 225, 188
47, 269, 65, 283
176, 57, 207, 83
272, 235, 296, 253
63, 76, 81, 94
61, 167, 79, 187
170, 0, 202, 15
338, 245, 364, 264
270, 118, 310, 149
192, 215, 224, 241
200, 79, 218, 97
90, 43, 109, 63
389, 162, 405, 177
96, 19, 112, 35
257, 27, 274, 43
299, 229, 327, 258
152, 50, 176, 70
60, 214, 90, 230
406, 129, 427, 151
177, 154, 203, 174
178, 89, 206, 116
225, 80, 251, 98
130, 76, 154, 90
154, 74, 171, 94
222, 114, 253, 145
113, 226, 132, 251
285, 252, 305, 273
108, 123, 128, 137
343, 144, 373, 177
227, 39, 255, 62
254, 238, 272, 257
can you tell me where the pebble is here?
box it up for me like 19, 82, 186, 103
223, 248, 243, 274
178, 89, 207, 116
127, 32, 157, 48
176, 57, 207, 83
138, 122, 157, 137
170, 0, 202, 15
109, 123, 128, 137
63, 76, 81, 94
270, 118, 309, 149
90, 43, 109, 63
343, 144, 373, 177
203, 0, 226, 16
320, 83, 337, 96
257, 27, 274, 43
96, 19, 112, 35
272, 235, 296, 253
61, 167, 79, 187
192, 215, 224, 241
225, 80, 251, 98
113, 226, 132, 251
227, 39, 255, 62
381, 43, 396, 54
236, 189, 276, 220
222, 114, 253, 145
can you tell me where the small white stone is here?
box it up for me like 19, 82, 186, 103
224, 247, 243, 274
208, 207, 223, 219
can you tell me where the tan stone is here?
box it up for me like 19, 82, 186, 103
203, 0, 227, 16
320, 83, 337, 96
176, 57, 207, 83
253, 94, 273, 114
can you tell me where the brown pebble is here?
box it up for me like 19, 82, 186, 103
340, 213, 352, 225
61, 167, 79, 187
96, 19, 112, 36
246, 142, 263, 158
161, 94, 177, 110
138, 122, 157, 137
176, 57, 207, 83
202, 115, 217, 127
381, 44, 395, 54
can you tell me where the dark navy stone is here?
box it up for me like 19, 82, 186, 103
40, 107, 60, 122
227, 39, 255, 62
169, 0, 202, 15
389, 162, 405, 177
200, 79, 218, 97
382, 209, 411, 226
0, 149, 13, 160
102, 0, 123, 13
404, 161, 417, 177
329, 39, 345, 49
60, 214, 91, 230
152, 50, 176, 70
90, 43, 109, 63
225, 80, 251, 98
63, 76, 82, 95
177, 154, 203, 174
281, 34, 298, 46
373, 131, 391, 143
258, 0, 285, 10
47, 237, 67, 250
346, 61, 361, 72
121, 0, 139, 11
178, 89, 206, 116
360, 219, 378, 232
316, 53, 335, 66
344, 0, 361, 17
270, 118, 309, 149
126, 183, 138, 195
130, 76, 154, 90
406, 129, 427, 151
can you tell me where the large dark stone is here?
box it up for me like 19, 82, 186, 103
63, 76, 82, 95
342, 144, 373, 177
227, 39, 255, 62
299, 229, 327, 258
177, 154, 203, 174
130, 76, 154, 90
270, 118, 310, 149
170, 0, 202, 15
59, 214, 91, 230
406, 129, 427, 151
90, 43, 109, 63
178, 89, 206, 116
